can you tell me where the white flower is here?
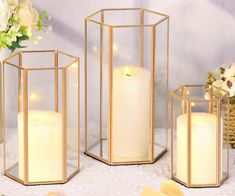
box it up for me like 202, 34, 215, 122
8, 25, 22, 42
17, 0, 38, 30
212, 80, 223, 88
222, 77, 235, 97
25, 26, 32, 37
7, 0, 18, 10
212, 67, 223, 80
223, 63, 235, 78
0, 0, 10, 31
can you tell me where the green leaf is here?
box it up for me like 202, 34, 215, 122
7, 45, 16, 52
18, 35, 29, 42
12, 41, 26, 48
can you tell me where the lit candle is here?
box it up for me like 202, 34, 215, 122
176, 112, 221, 184
112, 65, 151, 162
18, 110, 62, 182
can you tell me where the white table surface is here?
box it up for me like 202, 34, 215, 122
0, 144, 235, 196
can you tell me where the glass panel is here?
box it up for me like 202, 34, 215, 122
111, 26, 151, 163
143, 10, 167, 26
66, 61, 79, 178
103, 10, 140, 26
4, 63, 23, 181
112, 27, 142, 67
86, 19, 104, 159
100, 23, 110, 161
58, 52, 75, 68
88, 10, 167, 27
172, 95, 188, 184
86, 19, 109, 161
26, 70, 62, 182
183, 85, 208, 100
88, 11, 101, 22
220, 92, 229, 182
21, 52, 54, 68
154, 18, 168, 159
4, 52, 19, 66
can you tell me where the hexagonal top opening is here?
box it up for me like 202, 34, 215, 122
3, 50, 79, 70
172, 85, 229, 102
86, 8, 169, 27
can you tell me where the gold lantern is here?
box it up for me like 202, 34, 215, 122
171, 85, 230, 187
85, 8, 169, 165
3, 50, 80, 185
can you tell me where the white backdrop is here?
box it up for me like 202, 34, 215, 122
28, 0, 235, 128
1, 0, 234, 145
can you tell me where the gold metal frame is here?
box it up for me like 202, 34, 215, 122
0, 61, 3, 143
2, 50, 80, 185
85, 8, 169, 165
171, 85, 230, 188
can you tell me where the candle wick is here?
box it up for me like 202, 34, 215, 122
126, 74, 131, 77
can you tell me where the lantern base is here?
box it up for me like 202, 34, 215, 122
85, 139, 167, 166
171, 174, 228, 188
4, 162, 80, 186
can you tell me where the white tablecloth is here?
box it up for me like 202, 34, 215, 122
0, 144, 235, 196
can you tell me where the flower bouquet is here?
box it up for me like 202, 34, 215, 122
207, 63, 235, 148
0, 0, 49, 144
0, 0, 50, 52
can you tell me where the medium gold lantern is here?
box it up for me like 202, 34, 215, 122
3, 50, 80, 185
85, 8, 169, 165
171, 85, 230, 187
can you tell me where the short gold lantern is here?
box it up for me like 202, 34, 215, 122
171, 85, 230, 187
3, 50, 80, 185
85, 8, 169, 165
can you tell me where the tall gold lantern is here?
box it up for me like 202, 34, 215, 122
171, 85, 230, 187
3, 50, 80, 185
85, 8, 169, 165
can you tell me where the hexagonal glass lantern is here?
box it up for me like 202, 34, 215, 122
85, 8, 169, 165
2, 50, 80, 185
171, 85, 230, 187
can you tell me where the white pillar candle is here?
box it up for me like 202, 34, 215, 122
18, 110, 62, 182
112, 65, 151, 162
176, 112, 222, 184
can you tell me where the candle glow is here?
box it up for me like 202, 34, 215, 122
112, 65, 151, 162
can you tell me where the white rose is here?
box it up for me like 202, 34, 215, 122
0, 0, 10, 31
7, 0, 18, 10
212, 80, 223, 88
17, 0, 38, 30
222, 77, 235, 97
224, 63, 235, 78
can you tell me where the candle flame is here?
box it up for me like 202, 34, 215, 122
191, 102, 195, 107
30, 93, 37, 101
71, 63, 78, 69
124, 67, 131, 77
